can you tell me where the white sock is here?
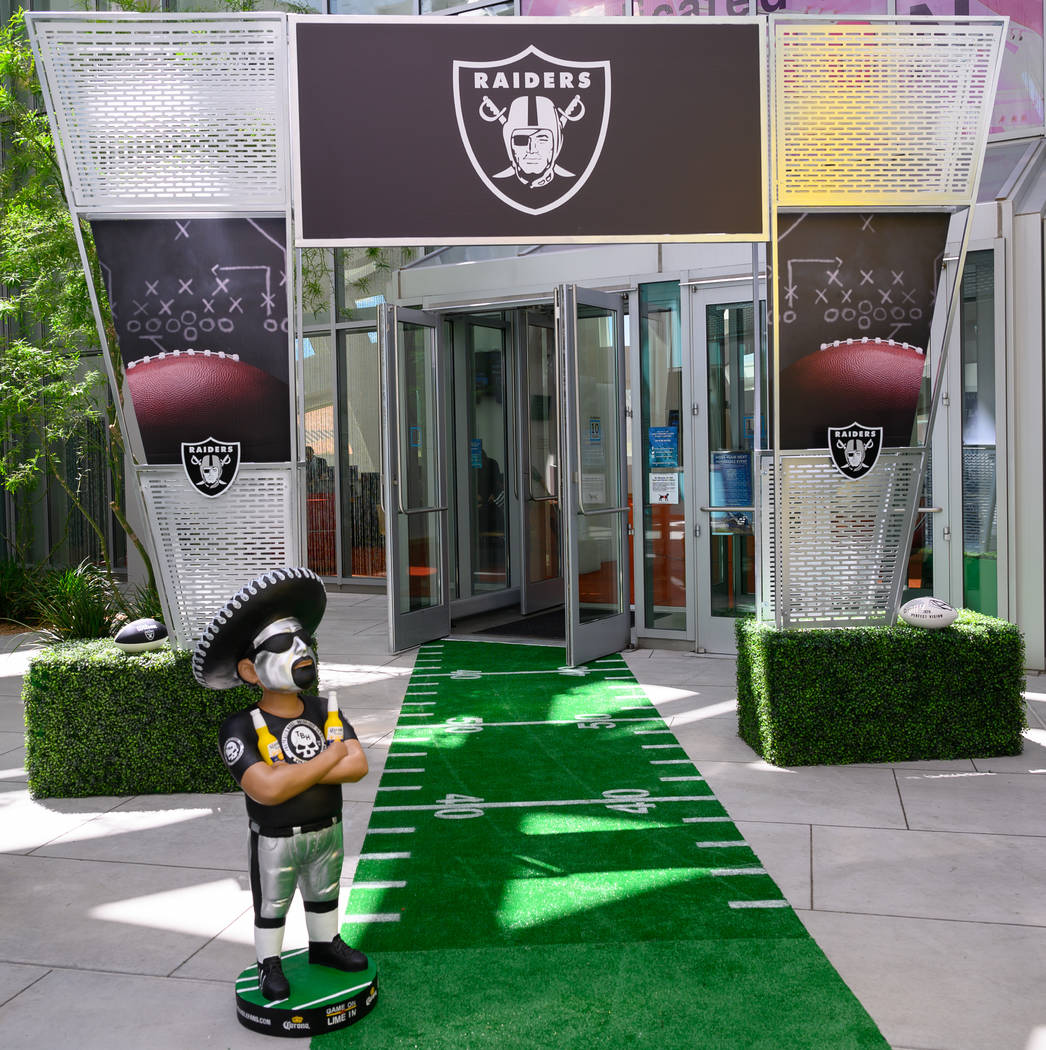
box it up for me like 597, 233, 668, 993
305, 907, 338, 944
255, 924, 285, 963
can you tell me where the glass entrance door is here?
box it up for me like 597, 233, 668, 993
692, 288, 765, 653
558, 285, 630, 666
380, 305, 451, 652
519, 307, 563, 614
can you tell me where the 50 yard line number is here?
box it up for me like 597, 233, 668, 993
433, 789, 655, 820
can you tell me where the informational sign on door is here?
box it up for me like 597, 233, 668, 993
649, 471, 679, 506
648, 426, 678, 469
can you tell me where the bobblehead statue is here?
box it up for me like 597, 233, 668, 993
192, 568, 378, 1035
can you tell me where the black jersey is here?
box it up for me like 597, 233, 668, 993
218, 695, 358, 832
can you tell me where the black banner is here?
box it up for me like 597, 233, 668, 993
294, 19, 765, 243
775, 212, 949, 451
92, 218, 291, 466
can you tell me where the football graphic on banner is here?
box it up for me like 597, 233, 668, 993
125, 350, 288, 466
779, 338, 926, 451
91, 217, 290, 466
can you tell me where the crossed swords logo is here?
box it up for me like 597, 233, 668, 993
478, 93, 586, 185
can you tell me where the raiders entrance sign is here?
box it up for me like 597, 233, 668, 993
292, 19, 767, 245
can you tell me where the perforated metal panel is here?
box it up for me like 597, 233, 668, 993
774, 20, 1005, 206
768, 449, 925, 627
138, 465, 299, 647
29, 15, 287, 210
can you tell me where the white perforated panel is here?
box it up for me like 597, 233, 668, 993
138, 465, 300, 647
29, 15, 287, 210
769, 449, 925, 628
774, 20, 1004, 206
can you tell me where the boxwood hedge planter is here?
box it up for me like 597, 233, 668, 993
24, 640, 256, 798
736, 611, 1026, 767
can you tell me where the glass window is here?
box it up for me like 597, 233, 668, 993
520, 0, 626, 13
302, 334, 336, 576
337, 329, 385, 579
706, 301, 760, 620
331, 0, 412, 11
301, 249, 333, 328
466, 320, 509, 593
639, 281, 685, 632
960, 251, 997, 615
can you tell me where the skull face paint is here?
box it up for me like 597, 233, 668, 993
249, 616, 318, 693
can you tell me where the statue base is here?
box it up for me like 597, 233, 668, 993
234, 950, 379, 1038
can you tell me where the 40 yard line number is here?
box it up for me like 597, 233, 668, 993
433, 789, 655, 820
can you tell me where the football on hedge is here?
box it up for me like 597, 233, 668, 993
124, 349, 290, 464
779, 337, 926, 450
899, 597, 958, 629
114, 617, 169, 653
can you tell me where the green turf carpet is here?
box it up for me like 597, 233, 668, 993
317, 640, 888, 1049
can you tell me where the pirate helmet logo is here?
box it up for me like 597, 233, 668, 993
828, 423, 884, 480
181, 437, 241, 497
454, 46, 611, 216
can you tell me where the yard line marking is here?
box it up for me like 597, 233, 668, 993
384, 768, 425, 774
605, 675, 633, 680
618, 705, 650, 711
410, 668, 638, 679
366, 827, 416, 834
374, 793, 714, 814
296, 980, 374, 1010
400, 713, 434, 718
634, 729, 674, 735
377, 785, 423, 792
710, 867, 767, 877
683, 815, 731, 822
352, 880, 407, 890
360, 852, 412, 860
695, 840, 748, 849
390, 752, 427, 758
406, 691, 439, 696
402, 701, 436, 706
642, 744, 683, 749
402, 717, 659, 729
344, 912, 402, 923
650, 759, 693, 765
660, 775, 705, 782
728, 900, 789, 909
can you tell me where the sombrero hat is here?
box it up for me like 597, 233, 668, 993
192, 567, 327, 689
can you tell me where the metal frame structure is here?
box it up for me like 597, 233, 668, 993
767, 15, 1006, 629
25, 11, 1006, 649
26, 12, 302, 647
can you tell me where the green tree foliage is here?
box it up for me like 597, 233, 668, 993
0, 9, 153, 596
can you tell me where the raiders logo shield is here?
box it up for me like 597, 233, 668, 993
182, 437, 240, 497
453, 46, 610, 216
828, 423, 884, 480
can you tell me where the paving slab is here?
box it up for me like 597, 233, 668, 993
896, 766, 1046, 835
800, 910, 1046, 1050
0, 962, 49, 1008
0, 968, 271, 1050
0, 732, 23, 757
734, 819, 812, 909
33, 794, 247, 870
811, 824, 1046, 926
0, 791, 131, 854
697, 760, 908, 829
0, 853, 252, 974
172, 884, 356, 984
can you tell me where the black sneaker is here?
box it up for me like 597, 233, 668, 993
258, 955, 290, 1000
309, 934, 369, 972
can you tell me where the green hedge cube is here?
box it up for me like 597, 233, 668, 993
736, 611, 1026, 766
23, 640, 257, 798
